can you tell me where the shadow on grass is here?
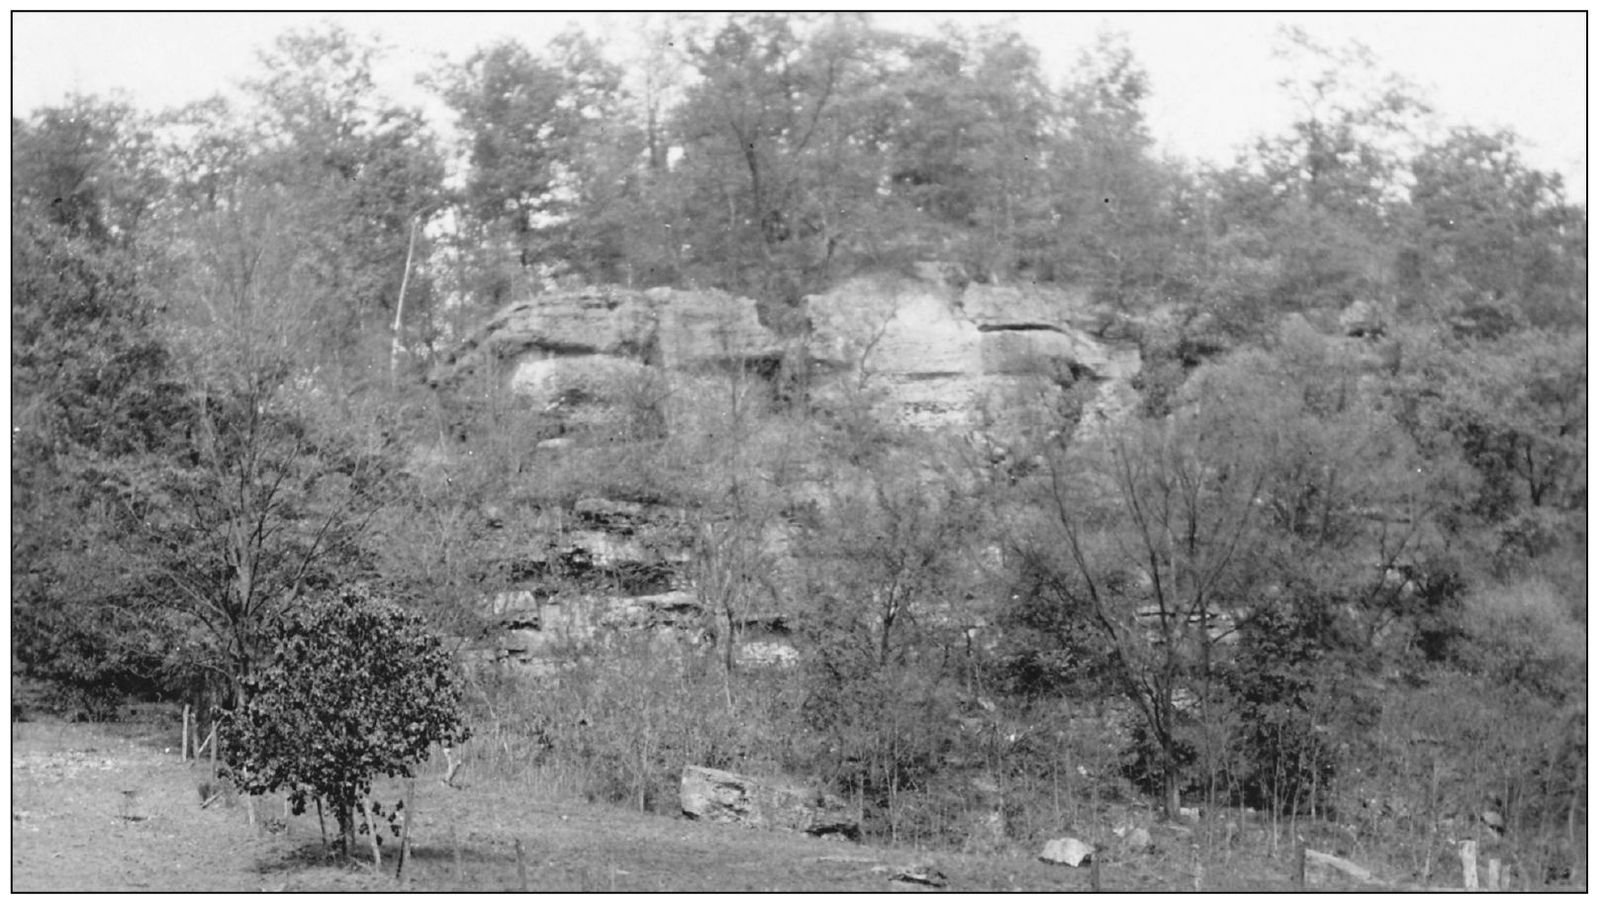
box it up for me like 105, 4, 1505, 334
252, 839, 513, 875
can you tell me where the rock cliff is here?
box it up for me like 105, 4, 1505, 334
431, 275, 1146, 675
806, 278, 1141, 430
433, 275, 1143, 435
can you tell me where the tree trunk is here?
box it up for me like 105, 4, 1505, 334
1165, 766, 1182, 822
390, 215, 419, 389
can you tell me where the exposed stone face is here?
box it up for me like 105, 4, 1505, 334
680, 765, 859, 838
649, 286, 782, 370
450, 286, 655, 364
806, 278, 1141, 430
441, 276, 1150, 674
434, 286, 778, 389
958, 282, 1099, 331
436, 276, 1144, 435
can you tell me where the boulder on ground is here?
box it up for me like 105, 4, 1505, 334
1117, 825, 1152, 853
874, 861, 947, 888
680, 765, 858, 839
1303, 849, 1380, 888
1039, 836, 1094, 867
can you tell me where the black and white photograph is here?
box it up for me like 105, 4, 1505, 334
11, 11, 1586, 892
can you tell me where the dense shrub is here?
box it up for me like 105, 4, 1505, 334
218, 584, 470, 853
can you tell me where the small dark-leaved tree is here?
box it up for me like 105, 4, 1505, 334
218, 584, 470, 854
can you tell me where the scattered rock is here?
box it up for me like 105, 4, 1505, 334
1339, 298, 1386, 338
1039, 837, 1094, 867
680, 765, 859, 839
1119, 825, 1152, 852
573, 497, 648, 526
1303, 849, 1380, 888
736, 640, 800, 668
876, 862, 947, 888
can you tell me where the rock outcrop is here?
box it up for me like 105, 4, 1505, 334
806, 278, 1139, 430
434, 285, 779, 385
433, 276, 1145, 437
680, 765, 859, 839
434, 276, 1149, 675
431, 285, 783, 438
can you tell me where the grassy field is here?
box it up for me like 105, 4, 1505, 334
9, 703, 1354, 892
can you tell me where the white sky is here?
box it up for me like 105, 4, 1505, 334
10, 11, 1587, 202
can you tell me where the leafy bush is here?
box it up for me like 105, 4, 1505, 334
218, 584, 470, 853
1455, 576, 1585, 703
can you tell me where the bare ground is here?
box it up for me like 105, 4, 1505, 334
12, 708, 1302, 892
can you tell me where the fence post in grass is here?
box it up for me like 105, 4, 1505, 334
396, 779, 416, 884
1486, 857, 1500, 893
452, 823, 463, 884
209, 722, 218, 774
181, 705, 190, 761
515, 838, 530, 891
1298, 846, 1308, 890
362, 800, 383, 869
1090, 847, 1101, 892
1459, 840, 1479, 891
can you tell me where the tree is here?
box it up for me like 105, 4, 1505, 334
434, 39, 570, 272
1210, 27, 1431, 318
1405, 127, 1584, 332
1013, 329, 1435, 819
804, 452, 980, 670
237, 24, 446, 372
1052, 30, 1179, 300
671, 13, 894, 308
219, 584, 469, 854
106, 363, 398, 710
12, 94, 165, 244
1257, 26, 1429, 226
872, 23, 1060, 283
1397, 328, 1585, 579
12, 97, 191, 712
1015, 389, 1271, 820
115, 132, 407, 711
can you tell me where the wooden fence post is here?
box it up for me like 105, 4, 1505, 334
1458, 840, 1479, 891
181, 705, 190, 761
316, 797, 328, 851
515, 838, 530, 891
395, 779, 416, 884
361, 800, 383, 869
1091, 847, 1101, 892
452, 823, 463, 884
1486, 857, 1501, 893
